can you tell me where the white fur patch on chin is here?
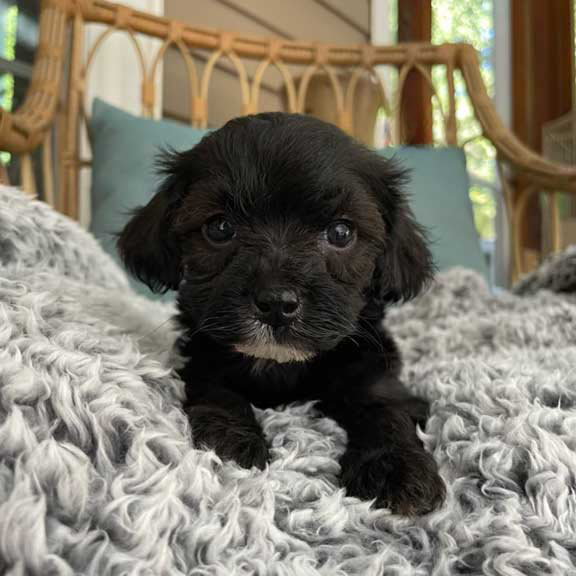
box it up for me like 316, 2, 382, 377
234, 342, 316, 364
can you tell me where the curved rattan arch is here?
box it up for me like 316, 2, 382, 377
81, 25, 148, 119
199, 48, 252, 127
250, 58, 298, 115
1, 0, 576, 281
148, 37, 200, 121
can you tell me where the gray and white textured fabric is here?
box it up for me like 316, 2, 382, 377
1, 185, 576, 575
513, 245, 576, 296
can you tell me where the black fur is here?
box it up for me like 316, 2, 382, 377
118, 113, 445, 516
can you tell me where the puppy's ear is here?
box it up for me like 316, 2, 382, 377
363, 156, 434, 305
117, 155, 185, 293
376, 205, 434, 303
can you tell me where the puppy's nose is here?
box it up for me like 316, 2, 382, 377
254, 288, 301, 325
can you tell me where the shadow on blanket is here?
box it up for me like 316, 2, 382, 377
1, 185, 576, 575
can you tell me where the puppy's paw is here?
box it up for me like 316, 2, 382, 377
193, 425, 269, 470
226, 431, 270, 470
187, 405, 270, 470
341, 445, 445, 516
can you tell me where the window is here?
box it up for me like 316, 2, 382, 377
432, 0, 497, 243
0, 0, 40, 180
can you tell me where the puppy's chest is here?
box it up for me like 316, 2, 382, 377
239, 360, 312, 408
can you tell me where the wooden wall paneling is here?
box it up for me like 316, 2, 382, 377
216, 0, 369, 43
164, 0, 290, 39
313, 0, 370, 35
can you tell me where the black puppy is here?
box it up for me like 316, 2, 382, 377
118, 113, 445, 516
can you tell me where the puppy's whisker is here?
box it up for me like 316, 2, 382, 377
352, 322, 384, 352
184, 315, 225, 339
136, 317, 174, 342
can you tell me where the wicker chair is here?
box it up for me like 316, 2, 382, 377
1, 0, 575, 282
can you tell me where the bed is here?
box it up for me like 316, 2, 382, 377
2, 183, 576, 574
1, 1, 576, 574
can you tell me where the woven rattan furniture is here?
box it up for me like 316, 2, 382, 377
1, 0, 575, 281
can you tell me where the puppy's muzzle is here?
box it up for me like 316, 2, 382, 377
254, 287, 301, 327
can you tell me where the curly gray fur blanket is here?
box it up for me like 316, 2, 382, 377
1, 185, 576, 575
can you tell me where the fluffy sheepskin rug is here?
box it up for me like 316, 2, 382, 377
1, 185, 576, 575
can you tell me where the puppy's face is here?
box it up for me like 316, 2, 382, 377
119, 114, 433, 363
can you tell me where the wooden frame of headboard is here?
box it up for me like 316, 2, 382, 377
1, 0, 576, 282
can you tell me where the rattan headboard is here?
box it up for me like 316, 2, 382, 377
1, 0, 576, 281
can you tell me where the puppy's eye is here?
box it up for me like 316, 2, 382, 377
203, 215, 236, 244
325, 220, 355, 248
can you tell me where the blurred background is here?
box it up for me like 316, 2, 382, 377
0, 0, 574, 286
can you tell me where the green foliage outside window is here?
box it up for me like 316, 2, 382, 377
431, 0, 497, 240
0, 4, 18, 166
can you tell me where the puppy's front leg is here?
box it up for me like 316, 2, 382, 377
319, 390, 445, 515
184, 385, 269, 469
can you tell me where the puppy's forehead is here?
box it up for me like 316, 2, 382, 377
193, 128, 366, 212
199, 114, 358, 178
185, 165, 362, 225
